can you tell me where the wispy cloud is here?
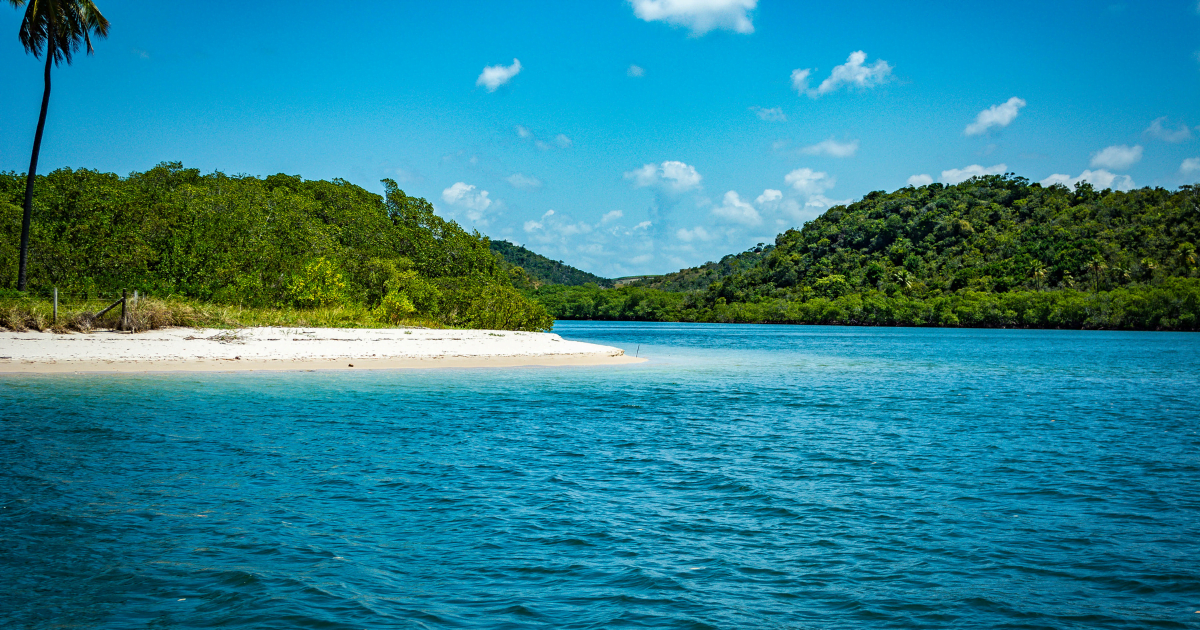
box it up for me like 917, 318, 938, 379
1041, 170, 1135, 191
506, 173, 542, 189
476, 59, 522, 92
627, 64, 645, 77
625, 161, 702, 192
516, 126, 572, 151
710, 191, 761, 226
799, 138, 859, 158
784, 168, 835, 195
750, 106, 787, 122
1090, 145, 1142, 170
792, 51, 892, 98
964, 97, 1026, 136
941, 164, 1007, 184
1144, 117, 1193, 143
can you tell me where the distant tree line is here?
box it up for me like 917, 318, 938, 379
530, 176, 1200, 330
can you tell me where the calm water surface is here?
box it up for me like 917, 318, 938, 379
2, 322, 1199, 629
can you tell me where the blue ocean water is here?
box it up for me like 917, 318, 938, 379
2, 322, 1199, 629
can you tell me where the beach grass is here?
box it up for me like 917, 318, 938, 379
0, 296, 444, 333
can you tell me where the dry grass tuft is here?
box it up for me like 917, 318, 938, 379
0, 295, 445, 333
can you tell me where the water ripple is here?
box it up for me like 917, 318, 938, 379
2, 323, 1199, 628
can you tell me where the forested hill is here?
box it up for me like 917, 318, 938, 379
631, 243, 773, 292
489, 240, 613, 287
0, 163, 553, 331
712, 176, 1197, 299
533, 176, 1200, 330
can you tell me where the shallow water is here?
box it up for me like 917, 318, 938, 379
2, 322, 1199, 629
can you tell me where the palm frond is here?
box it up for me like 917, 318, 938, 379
10, 0, 108, 64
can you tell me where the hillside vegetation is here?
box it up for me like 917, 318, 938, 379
630, 243, 772, 292
490, 240, 613, 287
0, 163, 553, 331
536, 176, 1200, 330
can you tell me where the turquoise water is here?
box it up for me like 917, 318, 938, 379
2, 322, 1199, 629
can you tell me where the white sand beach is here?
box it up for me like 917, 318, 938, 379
0, 327, 643, 373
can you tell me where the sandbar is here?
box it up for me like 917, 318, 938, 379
0, 327, 644, 373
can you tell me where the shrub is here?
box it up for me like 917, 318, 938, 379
286, 258, 347, 308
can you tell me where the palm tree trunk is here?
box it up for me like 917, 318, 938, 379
17, 44, 54, 291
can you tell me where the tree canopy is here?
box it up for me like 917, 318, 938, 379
530, 176, 1200, 330
0, 163, 553, 330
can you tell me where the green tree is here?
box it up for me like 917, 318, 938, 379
8, 0, 109, 291
1087, 257, 1108, 292
1030, 262, 1047, 291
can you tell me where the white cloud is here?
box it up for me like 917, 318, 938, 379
627, 64, 645, 77
625, 164, 660, 188
506, 173, 542, 189
750, 106, 787, 121
755, 189, 782, 205
441, 182, 496, 225
625, 160, 702, 191
795, 51, 892, 98
941, 164, 1007, 185
1181, 157, 1200, 175
784, 168, 835, 195
601, 210, 624, 223
676, 226, 714, 241
790, 68, 811, 95
799, 138, 859, 158
1090, 144, 1143, 170
1144, 117, 1193, 143
516, 126, 573, 151
476, 59, 522, 92
805, 194, 852, 209
523, 209, 594, 241
629, 0, 757, 35
1040, 170, 1135, 191
964, 97, 1026, 136
634, 220, 652, 230
710, 191, 761, 226
442, 182, 492, 211
907, 174, 933, 187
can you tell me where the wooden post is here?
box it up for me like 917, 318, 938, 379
121, 289, 127, 331
53, 287, 58, 324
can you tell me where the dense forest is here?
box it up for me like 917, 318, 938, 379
532, 176, 1200, 330
0, 163, 553, 331
489, 239, 614, 287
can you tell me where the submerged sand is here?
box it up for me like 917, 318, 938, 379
0, 327, 643, 373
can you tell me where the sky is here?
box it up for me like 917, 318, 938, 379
2, 0, 1200, 278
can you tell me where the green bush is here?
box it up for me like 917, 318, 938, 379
0, 164, 549, 331
287, 258, 347, 308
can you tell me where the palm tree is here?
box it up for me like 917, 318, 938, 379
9, 0, 109, 291
1030, 263, 1047, 291
1140, 258, 1157, 283
1086, 257, 1108, 292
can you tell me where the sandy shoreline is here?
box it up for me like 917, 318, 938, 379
0, 327, 644, 373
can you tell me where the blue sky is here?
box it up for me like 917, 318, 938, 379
2, 0, 1199, 277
